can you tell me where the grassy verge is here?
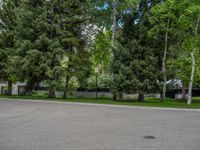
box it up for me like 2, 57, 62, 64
0, 95, 200, 109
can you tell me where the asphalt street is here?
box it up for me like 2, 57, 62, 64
0, 99, 200, 150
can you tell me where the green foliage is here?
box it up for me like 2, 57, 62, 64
91, 29, 112, 74
167, 0, 200, 89
178, 0, 200, 51
87, 76, 96, 89
112, 10, 159, 97
0, 0, 200, 103
68, 77, 80, 91
59, 0, 91, 94
149, 0, 177, 35
87, 0, 112, 29
15, 0, 90, 95
87, 74, 111, 89
98, 74, 111, 88
0, 49, 8, 80
0, 0, 19, 83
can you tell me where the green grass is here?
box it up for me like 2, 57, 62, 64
192, 97, 200, 101
0, 95, 200, 109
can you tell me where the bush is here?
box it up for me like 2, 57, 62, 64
68, 77, 80, 91
87, 74, 111, 89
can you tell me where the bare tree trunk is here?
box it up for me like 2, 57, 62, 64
7, 79, 12, 96
26, 80, 34, 95
187, 14, 200, 105
111, 0, 117, 49
138, 92, 145, 102
63, 74, 70, 99
182, 86, 186, 100
112, 0, 118, 101
187, 49, 195, 105
161, 18, 170, 102
48, 86, 56, 98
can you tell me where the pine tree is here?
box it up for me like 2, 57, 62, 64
112, 0, 160, 101
16, 0, 48, 93
16, 0, 89, 97
58, 0, 89, 98
0, 0, 20, 95
16, 0, 65, 97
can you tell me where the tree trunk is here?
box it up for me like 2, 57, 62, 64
111, 0, 118, 49
182, 86, 186, 100
113, 95, 117, 100
26, 80, 34, 95
187, 49, 195, 105
7, 79, 12, 95
161, 18, 170, 102
138, 92, 145, 102
48, 86, 56, 98
63, 74, 70, 99
187, 14, 200, 105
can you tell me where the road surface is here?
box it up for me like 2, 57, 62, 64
0, 99, 200, 150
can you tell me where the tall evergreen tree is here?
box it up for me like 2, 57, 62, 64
112, 0, 160, 101
0, 0, 20, 95
16, 0, 66, 97
59, 0, 90, 98
16, 0, 90, 97
16, 0, 48, 93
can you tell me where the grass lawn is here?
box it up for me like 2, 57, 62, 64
0, 95, 200, 109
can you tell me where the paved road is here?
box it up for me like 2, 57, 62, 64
0, 99, 200, 150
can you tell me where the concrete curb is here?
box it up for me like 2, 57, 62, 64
1, 98, 200, 112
